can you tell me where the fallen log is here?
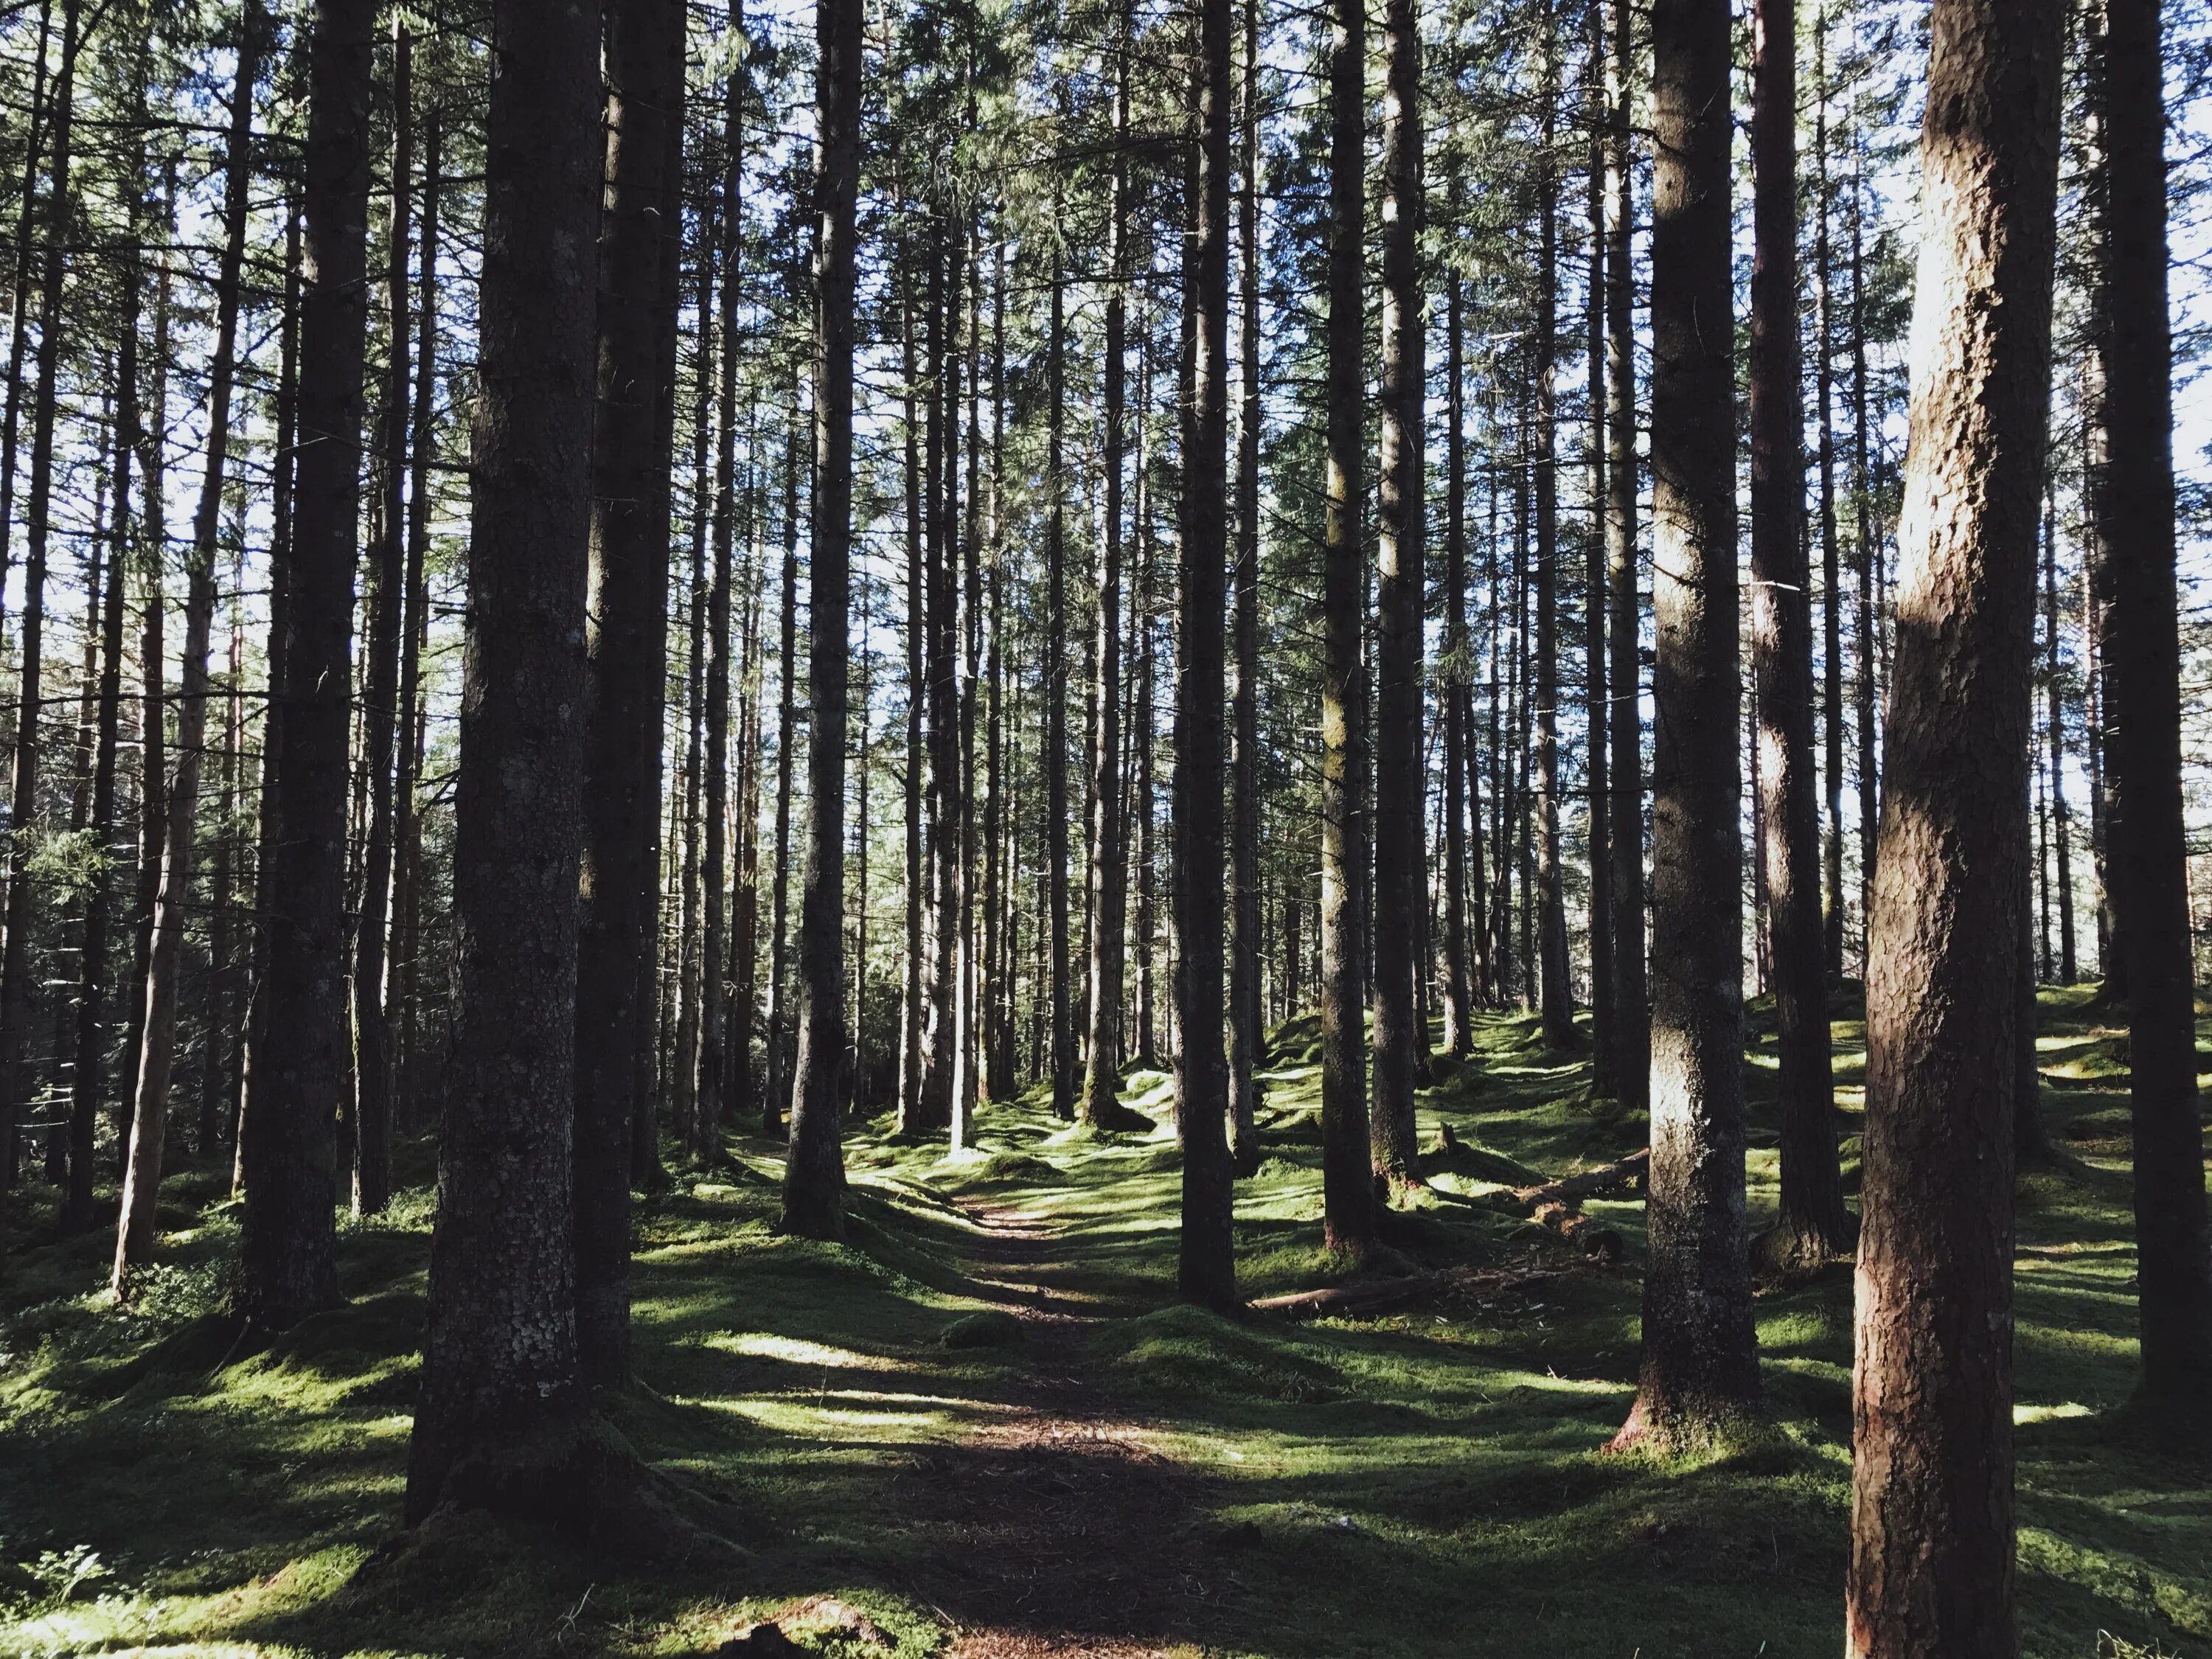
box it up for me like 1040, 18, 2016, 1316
1486, 1149, 1649, 1262
1248, 1264, 1557, 1320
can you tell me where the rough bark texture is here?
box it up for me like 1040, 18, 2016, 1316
1532, 11, 1573, 1051
577, 0, 684, 1388
1616, 0, 1760, 1450
1441, 275, 1475, 1051
1748, 0, 1851, 1267
406, 0, 603, 1520
1847, 0, 2062, 1649
1175, 0, 1237, 1310
1046, 244, 1074, 1124
1227, 0, 1264, 1169
234, 0, 372, 1339
782, 0, 860, 1239
2091, 0, 2212, 1399
1370, 0, 1425, 1189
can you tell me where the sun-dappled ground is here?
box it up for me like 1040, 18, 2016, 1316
1, 986, 2207, 1658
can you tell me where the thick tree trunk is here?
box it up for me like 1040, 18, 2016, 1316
1847, 1, 2062, 1649
576, 0, 684, 1388
114, 0, 264, 1287
1319, 0, 1377, 1259
1749, 0, 1851, 1267
1178, 0, 1237, 1309
1370, 0, 1425, 1189
1605, 0, 1646, 1110
1615, 0, 1760, 1451
406, 0, 602, 1520
235, 0, 375, 1339
782, 0, 860, 1238
2091, 0, 2212, 1399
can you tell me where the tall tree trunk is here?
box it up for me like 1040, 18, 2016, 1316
1605, 0, 1646, 1109
1851, 141, 1879, 970
0, 0, 79, 1233
236, 0, 375, 1339
114, 0, 265, 1287
1848, 0, 2062, 1647
1227, 0, 1265, 1166
1442, 274, 1475, 1050
1750, 0, 1851, 1268
1133, 312, 1158, 1069
0, 0, 55, 655
898, 271, 925, 1130
765, 421, 801, 1133
2091, 0, 2212, 1399
1533, 11, 1573, 1050
672, 189, 714, 1152
1371, 0, 1425, 1187
1319, 0, 1377, 1259
1614, 0, 1759, 1451
1583, 4, 1613, 1093
2045, 501, 2075, 983
1814, 13, 1845, 981
782, 0, 860, 1237
1178, 0, 1237, 1308
1046, 231, 1074, 1123
405, 0, 603, 1520
923, 230, 962, 1130
349, 14, 407, 1219
576, 0, 684, 1388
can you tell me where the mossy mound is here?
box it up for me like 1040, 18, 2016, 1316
939, 1310, 1026, 1350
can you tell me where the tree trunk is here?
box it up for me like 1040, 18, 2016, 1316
1370, 0, 1425, 1191
2090, 0, 2212, 1399
1605, 0, 1646, 1109
1533, 13, 1573, 1051
898, 271, 925, 1131
406, 0, 602, 1520
1749, 0, 1851, 1268
235, 0, 375, 1340
1614, 0, 1760, 1451
349, 14, 407, 1220
1848, 0, 2062, 1647
672, 189, 714, 1152
1227, 0, 1265, 1166
114, 0, 265, 1288
1814, 16, 1845, 982
1319, 0, 1377, 1259
1046, 237, 1074, 1123
1442, 274, 1475, 1051
765, 422, 800, 1133
1583, 2, 1613, 1093
576, 0, 684, 1388
1178, 0, 1237, 1309
782, 0, 860, 1238
2045, 500, 2075, 983
0, 0, 55, 654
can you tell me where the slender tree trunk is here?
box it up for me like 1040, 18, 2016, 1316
1226, 0, 1265, 1166
1533, 13, 1573, 1050
0, 0, 54, 655
764, 421, 801, 1133
406, 0, 603, 1521
1584, 5, 1613, 1092
114, 0, 265, 1287
1848, 1, 2063, 1647
897, 273, 925, 1130
1133, 314, 1158, 1070
2091, 0, 2212, 1398
1442, 275, 1474, 1051
782, 0, 860, 1237
349, 14, 407, 1219
1851, 142, 1879, 970
576, 0, 683, 1386
1319, 0, 1377, 1259
2046, 500, 2075, 984
672, 189, 714, 1152
1371, 0, 1425, 1186
0, 0, 80, 1232
1750, 0, 1851, 1268
1176, 0, 1237, 1308
1605, 0, 1646, 1109
1814, 14, 1845, 980
1614, 0, 1760, 1451
236, 0, 375, 1339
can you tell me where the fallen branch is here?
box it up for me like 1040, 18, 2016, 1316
1490, 1149, 1649, 1262
1248, 1263, 1557, 1320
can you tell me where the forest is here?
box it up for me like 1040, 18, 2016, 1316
0, 0, 2207, 1652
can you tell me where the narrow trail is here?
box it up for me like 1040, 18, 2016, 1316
894, 1195, 1245, 1659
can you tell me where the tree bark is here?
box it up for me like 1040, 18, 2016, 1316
235, 0, 375, 1340
1046, 236, 1074, 1122
1584, 3, 1613, 1093
2045, 501, 2075, 983
765, 422, 801, 1133
406, 0, 603, 1520
1319, 0, 1377, 1259
1442, 274, 1475, 1050
1227, 0, 1265, 1166
782, 0, 860, 1238
1749, 0, 1851, 1267
1533, 11, 1573, 1051
2090, 0, 2212, 1399
1615, 0, 1760, 1450
1848, 0, 2062, 1648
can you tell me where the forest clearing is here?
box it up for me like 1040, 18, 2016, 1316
1, 992, 2201, 1658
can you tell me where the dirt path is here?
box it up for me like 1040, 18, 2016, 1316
895, 1200, 1245, 1659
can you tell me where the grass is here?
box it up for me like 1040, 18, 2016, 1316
0, 986, 2205, 1657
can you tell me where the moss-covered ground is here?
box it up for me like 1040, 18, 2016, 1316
1, 987, 2205, 1657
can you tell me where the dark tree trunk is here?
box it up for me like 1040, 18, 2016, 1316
672, 189, 714, 1152
765, 423, 800, 1134
898, 273, 925, 1130
1749, 0, 1851, 1267
1227, 0, 1265, 1167
1814, 17, 1845, 982
406, 0, 603, 1520
1583, 3, 1613, 1093
1046, 242, 1074, 1122
2045, 502, 2075, 984
782, 0, 860, 1237
1177, 0, 1237, 1309
1319, 0, 1377, 1259
1370, 0, 1425, 1189
1441, 274, 1474, 1051
1851, 158, 1879, 970
1848, 0, 2063, 1648
1533, 15, 1573, 1051
1605, 0, 1646, 1110
0, 0, 54, 652
349, 14, 407, 1220
235, 0, 375, 1340
1133, 315, 1159, 1070
576, 0, 684, 1387
2090, 0, 2212, 1399
1615, 0, 1760, 1451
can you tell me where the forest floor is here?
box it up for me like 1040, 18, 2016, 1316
1, 985, 2208, 1658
